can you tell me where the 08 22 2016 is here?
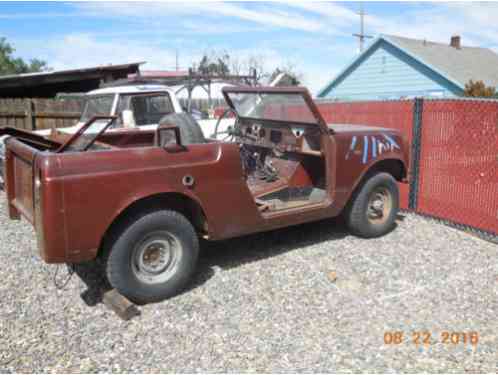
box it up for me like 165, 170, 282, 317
384, 331, 479, 346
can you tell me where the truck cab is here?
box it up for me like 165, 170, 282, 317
39, 84, 227, 136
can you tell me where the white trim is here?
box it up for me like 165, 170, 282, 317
317, 36, 383, 97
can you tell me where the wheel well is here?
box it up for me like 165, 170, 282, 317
344, 159, 406, 216
366, 159, 406, 181
98, 192, 208, 258
351, 158, 406, 201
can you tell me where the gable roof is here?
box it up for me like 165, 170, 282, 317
318, 34, 498, 97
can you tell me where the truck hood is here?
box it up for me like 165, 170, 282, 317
328, 123, 399, 134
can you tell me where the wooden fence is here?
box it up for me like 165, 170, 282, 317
0, 97, 224, 130
0, 98, 84, 131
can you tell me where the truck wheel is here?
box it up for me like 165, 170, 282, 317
345, 172, 399, 238
105, 210, 199, 304
159, 113, 206, 144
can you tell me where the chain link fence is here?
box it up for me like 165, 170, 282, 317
417, 98, 498, 238
317, 97, 498, 242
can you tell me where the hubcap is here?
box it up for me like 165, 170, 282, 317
367, 187, 392, 224
132, 232, 182, 284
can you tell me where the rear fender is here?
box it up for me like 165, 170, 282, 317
98, 189, 209, 259
108, 186, 208, 233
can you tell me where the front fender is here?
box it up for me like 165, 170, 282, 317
332, 130, 408, 211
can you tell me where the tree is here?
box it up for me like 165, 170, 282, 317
192, 50, 266, 83
463, 80, 496, 98
0, 37, 49, 76
268, 65, 301, 86
194, 51, 230, 76
191, 50, 301, 86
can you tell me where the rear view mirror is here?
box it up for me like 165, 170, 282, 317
121, 110, 136, 128
156, 124, 185, 152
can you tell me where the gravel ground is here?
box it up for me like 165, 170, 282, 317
0, 193, 496, 373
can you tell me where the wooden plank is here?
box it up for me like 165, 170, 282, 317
25, 98, 33, 130
0, 112, 26, 117
34, 112, 81, 119
15, 116, 23, 130
0, 97, 82, 130
102, 289, 140, 320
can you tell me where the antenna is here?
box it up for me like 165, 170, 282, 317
352, 2, 373, 52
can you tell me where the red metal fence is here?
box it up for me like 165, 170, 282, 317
316, 98, 498, 237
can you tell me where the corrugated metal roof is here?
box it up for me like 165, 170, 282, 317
0, 62, 144, 97
0, 62, 144, 82
384, 35, 498, 88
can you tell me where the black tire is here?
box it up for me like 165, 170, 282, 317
105, 210, 199, 304
159, 113, 206, 145
345, 172, 399, 238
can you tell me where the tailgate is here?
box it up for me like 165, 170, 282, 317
4, 137, 39, 223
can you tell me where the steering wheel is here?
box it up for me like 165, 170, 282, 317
212, 108, 239, 142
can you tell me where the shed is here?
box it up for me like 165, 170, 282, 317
0, 62, 143, 98
318, 35, 498, 100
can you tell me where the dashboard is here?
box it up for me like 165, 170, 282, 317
237, 122, 322, 156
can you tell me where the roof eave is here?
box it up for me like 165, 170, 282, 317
0, 62, 145, 87
317, 36, 383, 97
317, 35, 466, 98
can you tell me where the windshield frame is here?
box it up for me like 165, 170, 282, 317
57, 116, 117, 153
222, 86, 328, 132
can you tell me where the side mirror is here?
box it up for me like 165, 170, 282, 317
156, 124, 185, 152
121, 110, 136, 128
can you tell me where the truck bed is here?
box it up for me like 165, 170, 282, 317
4, 135, 52, 224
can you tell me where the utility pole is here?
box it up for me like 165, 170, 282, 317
352, 3, 373, 53
175, 49, 179, 71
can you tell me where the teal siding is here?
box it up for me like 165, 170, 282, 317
320, 40, 463, 100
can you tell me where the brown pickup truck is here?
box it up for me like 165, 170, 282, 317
3, 87, 408, 304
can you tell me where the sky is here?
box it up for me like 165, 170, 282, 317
2, 1, 498, 94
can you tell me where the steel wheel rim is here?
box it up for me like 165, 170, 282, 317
367, 186, 392, 225
131, 231, 182, 284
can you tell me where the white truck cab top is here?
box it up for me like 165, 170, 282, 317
37, 84, 231, 137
